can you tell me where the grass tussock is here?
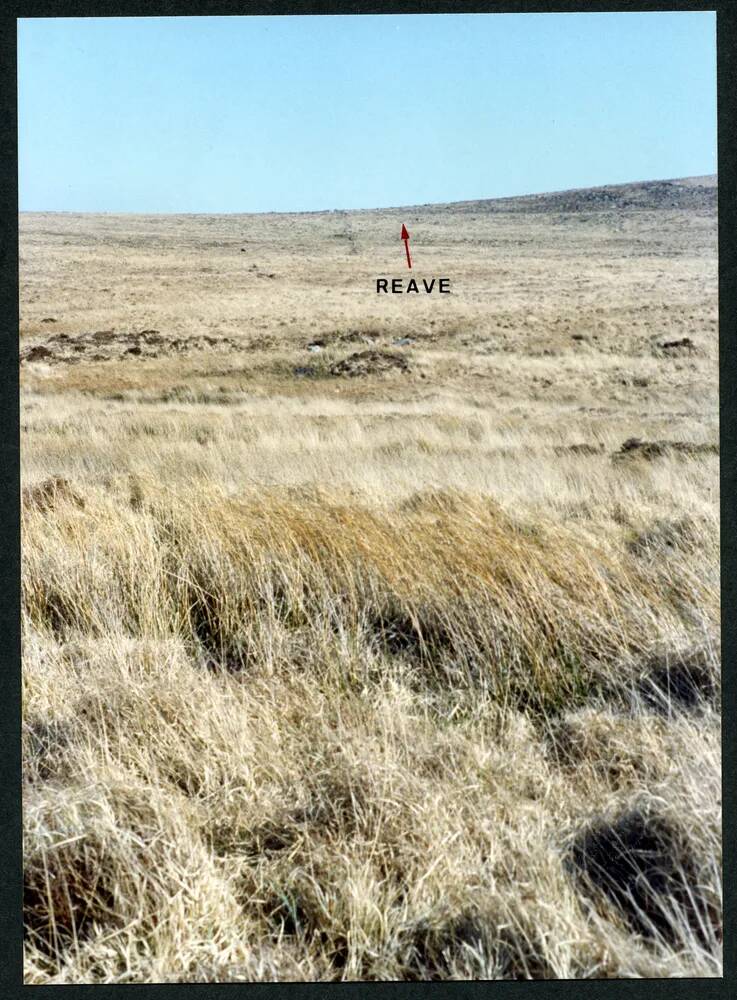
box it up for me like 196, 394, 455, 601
23, 484, 716, 714
22, 476, 721, 982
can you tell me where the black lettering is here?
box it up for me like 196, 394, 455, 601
439, 278, 450, 293
392, 279, 403, 293
423, 279, 436, 293
376, 278, 388, 293
407, 278, 419, 293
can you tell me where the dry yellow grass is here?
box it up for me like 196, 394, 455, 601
21, 176, 721, 982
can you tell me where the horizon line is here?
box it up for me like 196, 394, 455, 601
18, 172, 717, 219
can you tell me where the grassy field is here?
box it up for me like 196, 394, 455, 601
20, 175, 721, 982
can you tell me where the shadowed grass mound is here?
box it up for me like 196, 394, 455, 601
23, 476, 85, 513
567, 807, 720, 947
24, 773, 242, 977
637, 649, 719, 715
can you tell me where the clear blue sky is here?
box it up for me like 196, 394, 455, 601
18, 12, 716, 214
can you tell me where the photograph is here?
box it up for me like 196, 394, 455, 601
18, 10, 721, 983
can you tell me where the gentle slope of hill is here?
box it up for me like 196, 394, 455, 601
21, 177, 721, 983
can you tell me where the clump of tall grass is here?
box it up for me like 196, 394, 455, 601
22, 480, 721, 982
22, 483, 718, 715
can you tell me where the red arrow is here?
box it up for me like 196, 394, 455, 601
401, 224, 412, 269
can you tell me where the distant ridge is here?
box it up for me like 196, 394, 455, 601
21, 176, 717, 219
408, 175, 717, 216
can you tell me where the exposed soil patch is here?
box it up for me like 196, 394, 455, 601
23, 345, 54, 362
20, 329, 239, 365
567, 808, 718, 944
329, 350, 411, 378
613, 438, 718, 461
660, 337, 696, 352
